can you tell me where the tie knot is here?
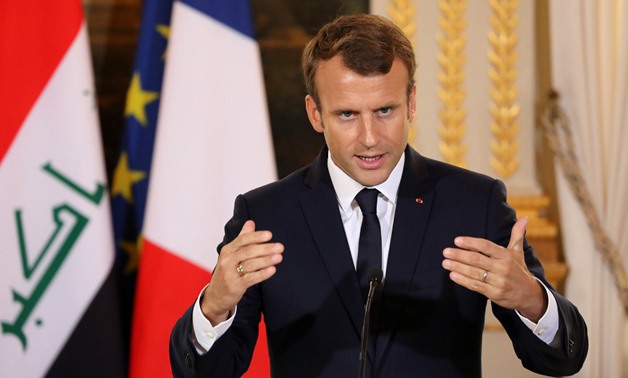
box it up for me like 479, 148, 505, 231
355, 188, 379, 215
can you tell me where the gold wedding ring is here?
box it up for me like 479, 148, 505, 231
236, 262, 246, 276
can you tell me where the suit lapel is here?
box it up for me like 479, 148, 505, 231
376, 147, 434, 364
299, 150, 364, 337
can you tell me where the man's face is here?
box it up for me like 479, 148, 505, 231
305, 56, 416, 187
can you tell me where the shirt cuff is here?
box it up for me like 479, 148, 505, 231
516, 279, 559, 345
191, 285, 237, 354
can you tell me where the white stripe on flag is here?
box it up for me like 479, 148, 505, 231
143, 2, 276, 271
0, 25, 113, 377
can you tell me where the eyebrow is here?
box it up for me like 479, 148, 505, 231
329, 102, 401, 115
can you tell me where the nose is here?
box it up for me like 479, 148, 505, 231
358, 115, 379, 148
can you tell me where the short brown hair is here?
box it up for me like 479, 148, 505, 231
301, 14, 416, 107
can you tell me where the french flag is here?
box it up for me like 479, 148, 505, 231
129, 0, 276, 376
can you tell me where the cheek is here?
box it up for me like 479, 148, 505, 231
321, 128, 340, 152
323, 125, 353, 147
386, 125, 409, 151
383, 119, 409, 142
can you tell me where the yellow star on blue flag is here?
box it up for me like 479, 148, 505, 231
110, 0, 174, 358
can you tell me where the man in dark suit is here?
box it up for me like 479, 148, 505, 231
170, 14, 587, 377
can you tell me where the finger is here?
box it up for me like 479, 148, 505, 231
239, 219, 256, 235
441, 256, 488, 282
507, 216, 528, 252
237, 242, 284, 265
443, 247, 491, 271
453, 235, 500, 257
238, 265, 280, 287
238, 252, 284, 276
229, 224, 274, 252
237, 220, 272, 245
447, 270, 490, 296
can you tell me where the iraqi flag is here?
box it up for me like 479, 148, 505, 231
0, 1, 125, 377
129, 0, 277, 376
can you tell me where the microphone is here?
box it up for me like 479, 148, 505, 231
359, 267, 383, 378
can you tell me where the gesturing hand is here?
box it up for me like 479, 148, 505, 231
201, 220, 284, 325
441, 217, 547, 322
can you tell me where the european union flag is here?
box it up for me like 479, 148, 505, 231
110, 0, 173, 353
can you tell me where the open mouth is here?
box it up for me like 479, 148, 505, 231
357, 155, 382, 162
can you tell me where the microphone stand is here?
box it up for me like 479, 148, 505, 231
359, 269, 382, 378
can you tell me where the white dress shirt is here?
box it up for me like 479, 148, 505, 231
327, 150, 405, 276
191, 152, 559, 353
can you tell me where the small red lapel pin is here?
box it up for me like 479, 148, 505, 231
415, 197, 424, 204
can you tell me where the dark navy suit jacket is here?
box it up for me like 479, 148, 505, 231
170, 146, 587, 377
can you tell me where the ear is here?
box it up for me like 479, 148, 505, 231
305, 95, 324, 133
408, 85, 417, 123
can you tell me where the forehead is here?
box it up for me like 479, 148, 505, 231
314, 56, 409, 110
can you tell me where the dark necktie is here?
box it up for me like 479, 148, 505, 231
355, 188, 382, 302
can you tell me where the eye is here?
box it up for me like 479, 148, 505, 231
378, 107, 392, 116
338, 111, 354, 120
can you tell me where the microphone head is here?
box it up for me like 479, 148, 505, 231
368, 267, 383, 283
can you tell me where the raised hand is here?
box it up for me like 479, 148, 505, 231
201, 220, 284, 325
442, 217, 547, 322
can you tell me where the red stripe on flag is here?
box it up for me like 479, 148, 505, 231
130, 238, 210, 377
244, 316, 270, 378
131, 238, 270, 376
0, 1, 82, 163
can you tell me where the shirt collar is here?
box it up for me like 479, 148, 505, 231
327, 150, 405, 213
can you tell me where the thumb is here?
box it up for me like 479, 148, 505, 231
239, 220, 256, 235
507, 216, 528, 252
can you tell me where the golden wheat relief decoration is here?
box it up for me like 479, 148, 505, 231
436, 0, 468, 167
488, 0, 520, 178
387, 0, 417, 147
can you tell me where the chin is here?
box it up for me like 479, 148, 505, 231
358, 175, 387, 187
